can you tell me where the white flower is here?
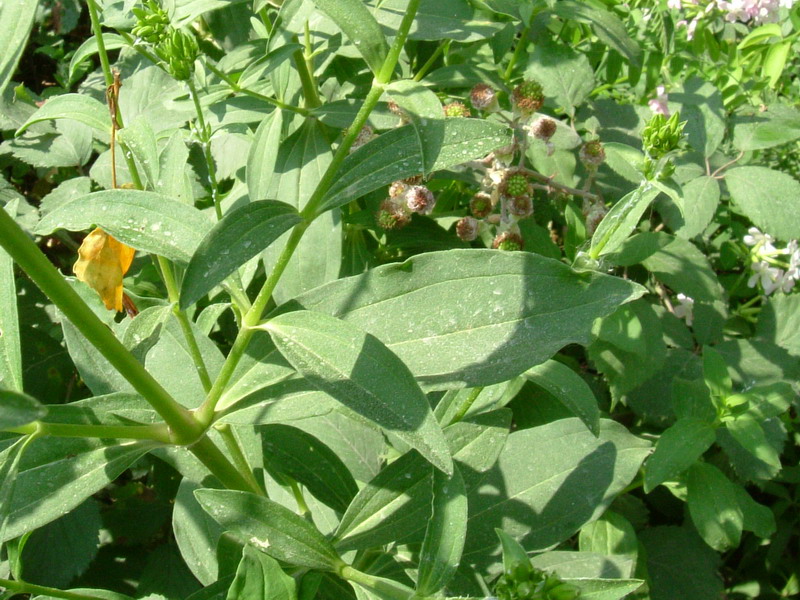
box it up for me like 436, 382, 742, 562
648, 85, 670, 116
673, 293, 695, 326
743, 226, 777, 255
668, 0, 683, 8
748, 260, 783, 295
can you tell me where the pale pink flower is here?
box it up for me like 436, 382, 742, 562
648, 86, 670, 116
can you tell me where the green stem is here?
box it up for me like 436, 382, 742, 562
0, 578, 107, 600
289, 480, 311, 516
339, 566, 413, 600
158, 255, 213, 393
0, 209, 202, 445
189, 435, 264, 495
447, 386, 484, 427
187, 79, 222, 220
4, 422, 170, 442
86, 0, 113, 87
504, 24, 530, 81
293, 32, 321, 108
216, 423, 264, 494
377, 0, 421, 84
203, 59, 310, 116
413, 39, 449, 82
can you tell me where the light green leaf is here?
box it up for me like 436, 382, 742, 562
526, 42, 594, 114
195, 489, 343, 571
671, 78, 725, 157
312, 0, 389, 75
247, 110, 284, 202
578, 511, 638, 560
261, 310, 453, 476
674, 176, 720, 239
279, 249, 645, 390
173, 479, 226, 586
463, 419, 651, 571
16, 94, 111, 137
68, 33, 125, 84
386, 80, 445, 176
368, 0, 504, 42
756, 293, 800, 356
564, 578, 644, 600
643, 418, 716, 493
416, 466, 468, 596
726, 166, 800, 241
260, 424, 359, 514
763, 39, 791, 87
0, 437, 154, 543
530, 551, 634, 579
159, 130, 193, 204
590, 184, 660, 259
180, 201, 301, 309
117, 117, 160, 191
525, 360, 600, 435
724, 414, 781, 471
35, 190, 211, 263
732, 103, 800, 151
227, 544, 297, 600
0, 240, 22, 391
0, 389, 46, 429
0, 0, 38, 96
687, 462, 743, 551
321, 120, 511, 213
603, 143, 645, 184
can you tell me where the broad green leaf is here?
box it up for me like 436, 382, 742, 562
0, 390, 46, 429
321, 120, 511, 213
578, 511, 638, 559
227, 544, 297, 600
524, 360, 599, 435
703, 345, 732, 400
763, 39, 791, 87
247, 110, 284, 202
463, 419, 651, 572
195, 489, 343, 571
442, 410, 512, 491
32, 590, 135, 600
589, 184, 660, 259
0, 243, 22, 391
732, 103, 800, 151
260, 424, 359, 513
564, 579, 643, 600
16, 94, 111, 137
529, 551, 634, 579
40, 393, 159, 427
0, 0, 38, 96
671, 78, 725, 157
756, 293, 800, 356
278, 250, 645, 390
687, 462, 743, 551
0, 437, 153, 542
724, 414, 781, 471
643, 418, 716, 493
171, 0, 251, 26
311, 0, 389, 75
159, 130, 194, 204
603, 142, 645, 184
68, 34, 125, 84
550, 1, 641, 67
180, 201, 301, 309
35, 190, 211, 263
674, 176, 720, 239
526, 42, 594, 115
261, 310, 453, 475
640, 526, 721, 600
368, 0, 504, 42
117, 117, 160, 191
173, 479, 226, 586
385, 80, 445, 176
726, 166, 800, 241
416, 467, 468, 596
733, 484, 776, 538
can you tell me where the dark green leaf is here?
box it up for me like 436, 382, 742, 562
0, 389, 46, 429
643, 418, 716, 493
385, 80, 445, 176
733, 484, 776, 538
16, 94, 111, 137
578, 511, 638, 559
247, 111, 284, 203
590, 184, 660, 259
180, 201, 301, 308
195, 489, 343, 571
173, 479, 226, 586
369, 0, 504, 42
311, 0, 389, 75
0, 0, 38, 96
724, 414, 781, 471
686, 462, 743, 551
226, 544, 297, 600
524, 360, 599, 435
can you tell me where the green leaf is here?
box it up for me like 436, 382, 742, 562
763, 39, 791, 87
671, 78, 725, 157
463, 419, 651, 571
0, 389, 46, 429
311, 0, 389, 75
260, 424, 359, 514
756, 293, 800, 356
674, 176, 720, 239
159, 131, 194, 204
589, 184, 660, 259
640, 526, 722, 600
726, 166, 800, 241
16, 94, 111, 137
0, 437, 154, 542
686, 462, 743, 551
643, 418, 716, 493
195, 489, 343, 571
526, 42, 594, 114
732, 103, 800, 151
529, 551, 634, 580
173, 479, 226, 586
550, 1, 641, 67
180, 201, 302, 308
35, 190, 211, 263
385, 80, 445, 176
321, 120, 511, 213
261, 310, 453, 476
703, 345, 732, 401
496, 529, 529, 573
279, 249, 645, 390
227, 544, 297, 600
416, 466, 468, 596
68, 34, 126, 85
564, 578, 644, 600
116, 117, 160, 191
724, 414, 781, 471
0, 0, 38, 96
524, 360, 599, 435
0, 242, 22, 391
247, 110, 284, 202
733, 484, 776, 538
578, 511, 638, 559
369, 0, 504, 42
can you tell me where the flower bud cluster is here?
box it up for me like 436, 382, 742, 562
132, 1, 199, 81
375, 180, 436, 230
494, 561, 581, 600
642, 112, 686, 160
131, 0, 170, 43
744, 227, 800, 295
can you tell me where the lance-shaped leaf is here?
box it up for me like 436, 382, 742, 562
36, 190, 210, 263
0, 390, 46, 429
226, 544, 297, 600
524, 360, 600, 436
320, 120, 511, 213
16, 94, 112, 137
0, 242, 22, 391
0, 0, 38, 97
180, 200, 301, 308
385, 80, 445, 176
311, 0, 389, 76
260, 311, 453, 475
590, 184, 660, 259
277, 250, 645, 390
194, 489, 343, 571
643, 418, 717, 493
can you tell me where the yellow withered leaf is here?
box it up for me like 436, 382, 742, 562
74, 228, 135, 312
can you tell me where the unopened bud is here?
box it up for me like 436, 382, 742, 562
579, 140, 605, 168
376, 198, 410, 230
470, 192, 493, 218
456, 216, 479, 241
443, 101, 471, 118
470, 83, 498, 111
493, 231, 524, 251
500, 170, 531, 199
405, 185, 435, 215
528, 116, 557, 141
512, 79, 544, 116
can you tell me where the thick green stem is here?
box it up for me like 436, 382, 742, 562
189, 435, 264, 495
0, 209, 201, 445
377, 0, 422, 84
447, 386, 484, 427
86, 0, 113, 87
0, 578, 108, 600
504, 24, 530, 81
4, 421, 171, 442
413, 39, 450, 82
339, 566, 413, 600
293, 31, 321, 108
157, 255, 213, 393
